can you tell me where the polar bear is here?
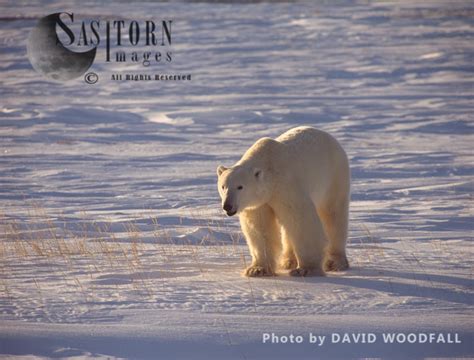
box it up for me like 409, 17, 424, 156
216, 126, 350, 277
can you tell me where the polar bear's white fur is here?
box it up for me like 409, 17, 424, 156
217, 126, 350, 277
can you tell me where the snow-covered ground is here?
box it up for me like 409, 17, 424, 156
1, 0, 473, 359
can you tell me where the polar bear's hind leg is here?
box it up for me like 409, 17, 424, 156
274, 196, 326, 277
319, 199, 350, 272
280, 230, 297, 270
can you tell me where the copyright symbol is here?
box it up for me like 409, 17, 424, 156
84, 72, 98, 84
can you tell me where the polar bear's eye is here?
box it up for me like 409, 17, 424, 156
221, 185, 224, 190
237, 186, 243, 190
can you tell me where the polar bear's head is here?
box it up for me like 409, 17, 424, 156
216, 164, 273, 216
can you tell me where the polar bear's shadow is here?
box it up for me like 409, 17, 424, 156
275, 267, 472, 306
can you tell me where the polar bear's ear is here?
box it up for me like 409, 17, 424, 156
254, 168, 262, 180
217, 165, 228, 176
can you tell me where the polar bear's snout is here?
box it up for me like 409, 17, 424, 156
223, 201, 237, 216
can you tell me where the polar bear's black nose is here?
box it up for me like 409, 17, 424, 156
223, 202, 236, 216
223, 202, 233, 212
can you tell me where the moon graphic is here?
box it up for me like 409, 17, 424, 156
27, 13, 96, 81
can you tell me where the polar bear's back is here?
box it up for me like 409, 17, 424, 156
275, 126, 345, 161
275, 126, 349, 203
276, 126, 333, 147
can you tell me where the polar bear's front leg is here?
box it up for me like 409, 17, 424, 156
273, 196, 326, 277
239, 205, 281, 277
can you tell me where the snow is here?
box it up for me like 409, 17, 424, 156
1, 0, 473, 359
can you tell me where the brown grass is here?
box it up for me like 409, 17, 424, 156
0, 205, 245, 307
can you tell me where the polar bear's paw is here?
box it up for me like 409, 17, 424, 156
244, 265, 275, 277
324, 254, 349, 272
281, 258, 297, 270
289, 267, 325, 277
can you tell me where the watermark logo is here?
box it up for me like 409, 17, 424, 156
27, 12, 175, 83
27, 13, 96, 81
84, 72, 99, 84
